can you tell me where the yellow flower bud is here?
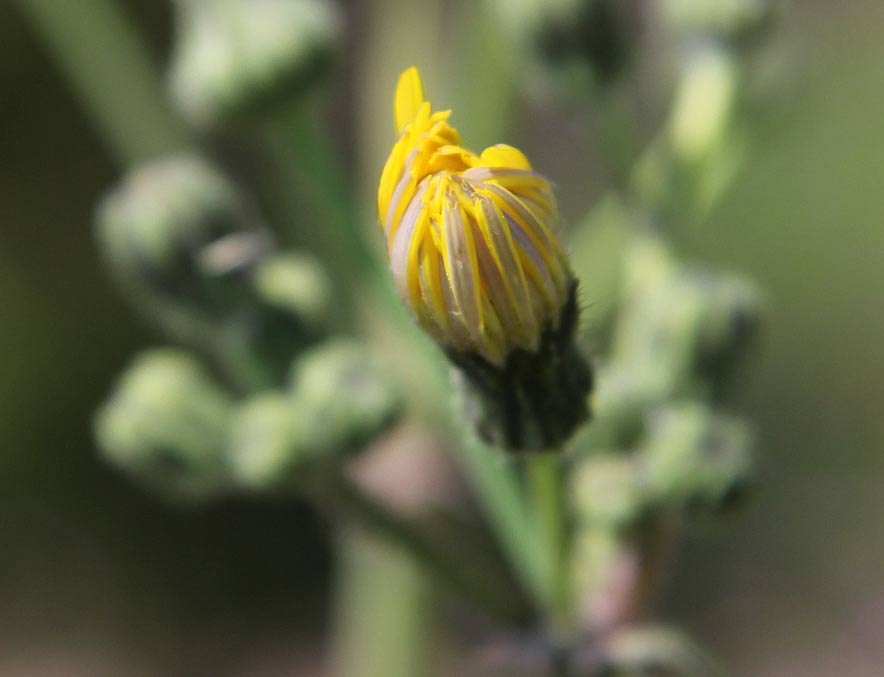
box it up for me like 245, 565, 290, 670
378, 67, 572, 367
378, 68, 592, 450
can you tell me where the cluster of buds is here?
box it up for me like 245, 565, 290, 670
586, 230, 761, 448
378, 67, 593, 451
96, 154, 331, 388
564, 219, 760, 643
95, 153, 401, 501
96, 340, 400, 501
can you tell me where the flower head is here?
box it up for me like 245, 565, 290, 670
378, 67, 572, 366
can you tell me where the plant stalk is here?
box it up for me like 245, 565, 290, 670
528, 454, 573, 635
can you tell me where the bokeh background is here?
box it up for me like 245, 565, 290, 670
1, 1, 882, 675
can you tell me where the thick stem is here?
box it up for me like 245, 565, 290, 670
333, 527, 432, 677
528, 455, 573, 637
453, 429, 550, 616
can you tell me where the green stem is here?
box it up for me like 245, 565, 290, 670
270, 101, 382, 281
264, 100, 410, 337
528, 454, 572, 635
333, 527, 432, 677
454, 431, 550, 612
15, 0, 188, 166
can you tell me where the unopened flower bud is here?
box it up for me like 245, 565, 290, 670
226, 394, 300, 490
668, 47, 739, 166
169, 0, 341, 126
634, 45, 746, 217
96, 153, 270, 327
378, 67, 592, 451
95, 349, 233, 500
226, 340, 402, 491
287, 340, 403, 462
572, 456, 644, 530
599, 235, 761, 414
639, 403, 755, 513
252, 252, 333, 336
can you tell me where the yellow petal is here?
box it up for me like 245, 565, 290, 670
395, 67, 426, 133
479, 144, 533, 170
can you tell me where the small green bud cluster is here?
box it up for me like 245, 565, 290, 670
572, 404, 753, 536
96, 154, 332, 389
169, 0, 341, 127
587, 232, 760, 447
569, 229, 760, 637
632, 1, 778, 224
96, 341, 400, 502
94, 154, 401, 501
95, 350, 233, 500
229, 341, 401, 491
634, 44, 747, 221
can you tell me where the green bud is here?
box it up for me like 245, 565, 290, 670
668, 47, 739, 166
96, 153, 269, 330
226, 340, 402, 491
572, 456, 644, 530
597, 625, 725, 676
94, 349, 233, 500
287, 340, 403, 462
633, 46, 748, 219
639, 403, 755, 513
693, 271, 761, 390
252, 252, 333, 336
226, 393, 301, 490
602, 235, 761, 407
169, 0, 341, 126
586, 236, 760, 450
209, 252, 336, 388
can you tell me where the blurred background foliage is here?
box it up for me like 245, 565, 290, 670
1, 1, 883, 675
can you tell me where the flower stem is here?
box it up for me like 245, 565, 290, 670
528, 454, 573, 636
333, 527, 432, 677
451, 432, 549, 613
